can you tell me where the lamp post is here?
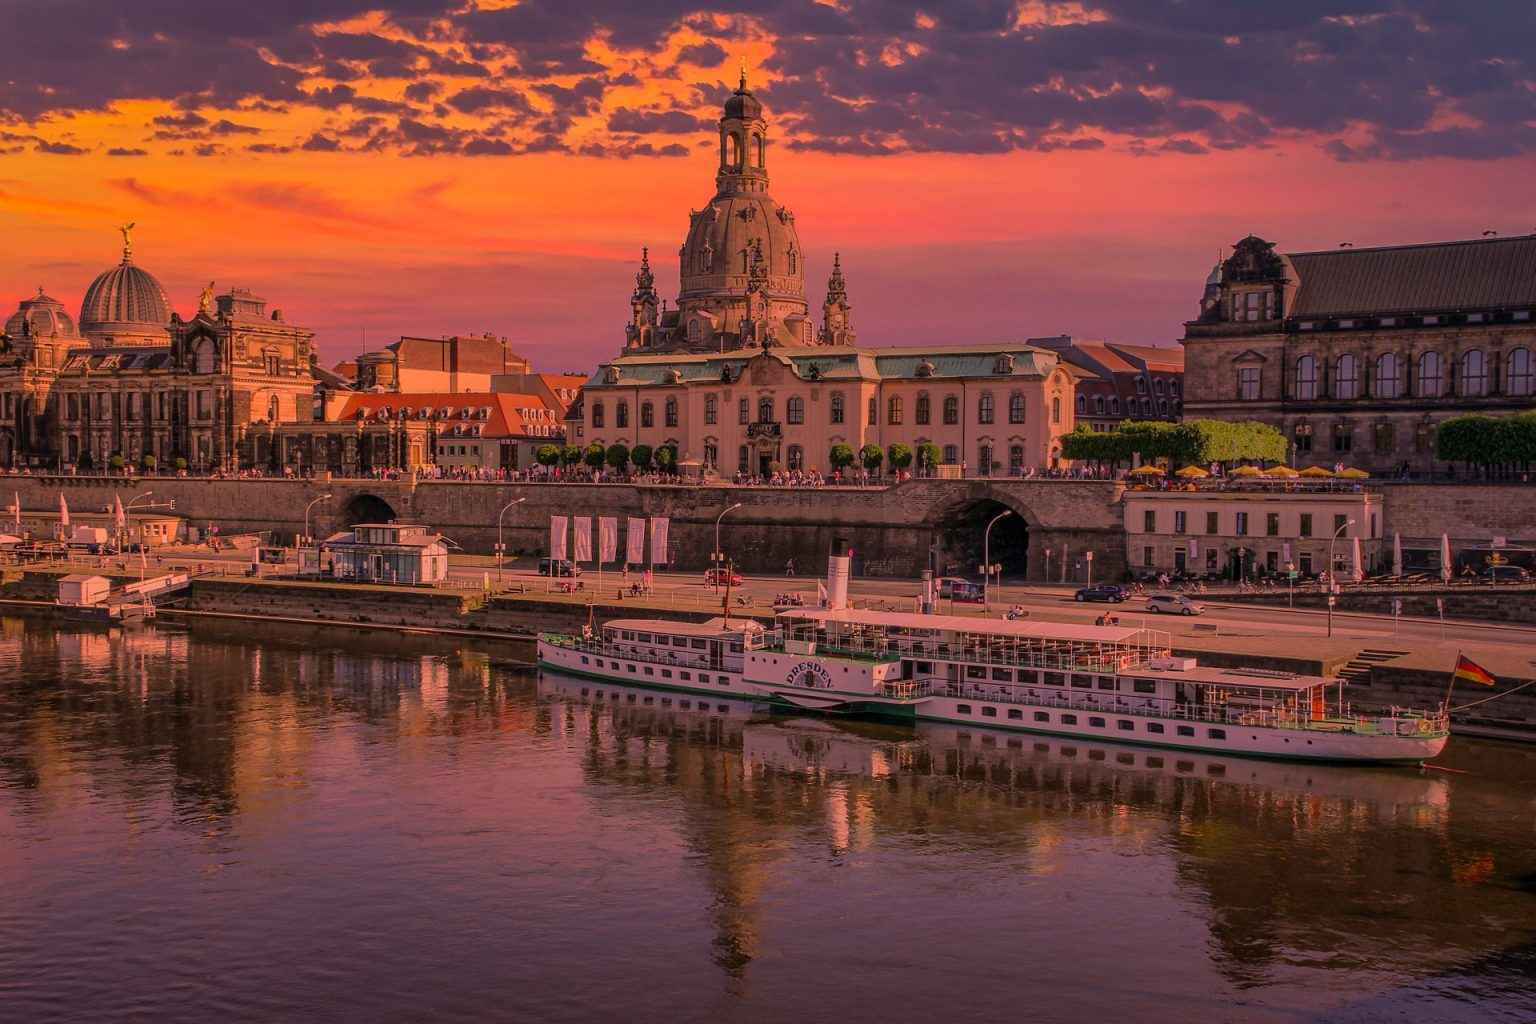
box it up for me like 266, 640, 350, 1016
1326, 518, 1355, 637
1044, 546, 1052, 586
983, 509, 1013, 607
304, 492, 333, 547
713, 502, 743, 589
496, 497, 526, 583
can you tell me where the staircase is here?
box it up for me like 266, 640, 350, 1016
1337, 648, 1411, 686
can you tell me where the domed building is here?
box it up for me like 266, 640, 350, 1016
0, 229, 321, 471
78, 230, 172, 347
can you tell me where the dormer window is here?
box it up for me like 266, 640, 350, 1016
993, 354, 1014, 374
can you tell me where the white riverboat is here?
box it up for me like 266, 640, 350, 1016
537, 546, 1450, 765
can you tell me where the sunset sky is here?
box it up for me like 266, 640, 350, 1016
3, 1, 1534, 372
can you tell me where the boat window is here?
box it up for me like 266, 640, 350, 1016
966, 665, 986, 679
661, 698, 671, 706
1061, 746, 1077, 757
1096, 677, 1115, 691
627, 665, 637, 673
1088, 749, 1105, 761
1071, 676, 1092, 689
1061, 714, 1077, 725
982, 707, 997, 718
916, 661, 932, 673
622, 631, 634, 640
580, 656, 589, 665
1008, 709, 1023, 720
1208, 728, 1226, 740
1089, 717, 1105, 728
719, 677, 730, 686
1045, 672, 1065, 687
991, 668, 1011, 681
644, 666, 654, 676
729, 643, 743, 653
1034, 712, 1049, 722
1207, 764, 1225, 777
957, 704, 973, 714
1116, 753, 1135, 765
680, 671, 691, 680
1147, 723, 1165, 734
1176, 725, 1194, 737
680, 700, 691, 709
662, 670, 672, 678
1176, 760, 1195, 773
1146, 756, 1163, 767
1133, 680, 1157, 694
636, 633, 652, 643
1117, 720, 1134, 731
691, 639, 707, 649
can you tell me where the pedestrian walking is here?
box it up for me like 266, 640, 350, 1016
785, 558, 796, 577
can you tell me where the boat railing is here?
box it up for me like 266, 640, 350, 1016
542, 635, 725, 671
917, 682, 1450, 736
788, 636, 1145, 673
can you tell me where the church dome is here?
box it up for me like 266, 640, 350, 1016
79, 230, 172, 347
678, 192, 805, 304
4, 288, 79, 339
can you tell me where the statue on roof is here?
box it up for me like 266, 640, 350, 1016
118, 222, 135, 262
198, 281, 215, 316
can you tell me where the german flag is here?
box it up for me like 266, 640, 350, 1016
1453, 654, 1497, 687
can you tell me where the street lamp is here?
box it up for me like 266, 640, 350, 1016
496, 497, 526, 583
982, 509, 1013, 606
1326, 518, 1356, 637
304, 492, 333, 547
713, 502, 743, 588
1044, 546, 1052, 586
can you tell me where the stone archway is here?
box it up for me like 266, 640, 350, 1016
929, 487, 1033, 581
340, 492, 397, 528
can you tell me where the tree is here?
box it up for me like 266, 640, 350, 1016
829, 443, 856, 470
655, 444, 677, 472
630, 443, 654, 470
582, 443, 605, 469
535, 444, 561, 467
561, 444, 583, 466
605, 442, 630, 470
1060, 418, 1288, 469
916, 441, 941, 473
173, 457, 188, 471
887, 443, 913, 471
860, 443, 884, 472
141, 453, 158, 472
108, 453, 126, 471
1437, 412, 1536, 478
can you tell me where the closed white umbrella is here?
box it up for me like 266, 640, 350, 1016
1440, 533, 1452, 583
11, 491, 19, 529
1392, 531, 1403, 577
1351, 536, 1364, 582
57, 492, 69, 529
113, 493, 126, 530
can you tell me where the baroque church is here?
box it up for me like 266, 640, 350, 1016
580, 73, 1078, 478
0, 227, 321, 470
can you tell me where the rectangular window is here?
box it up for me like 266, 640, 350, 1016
1299, 513, 1313, 538
1143, 546, 1154, 568
1176, 725, 1195, 737
1143, 509, 1156, 532
1237, 367, 1260, 400
1334, 514, 1348, 534
1174, 511, 1186, 534
1147, 723, 1165, 734
1034, 711, 1050, 722
1044, 672, 1065, 687
1117, 720, 1135, 731
991, 668, 1011, 681
661, 669, 672, 678
1096, 678, 1115, 691
1007, 709, 1022, 720
981, 707, 997, 718
1205, 510, 1218, 534
1089, 717, 1105, 728
738, 398, 749, 425
966, 665, 986, 679
1208, 728, 1226, 740
1061, 714, 1077, 725
1070, 675, 1092, 689
1300, 552, 1313, 573
680, 671, 691, 681
1235, 512, 1249, 536
1133, 680, 1157, 694
956, 704, 972, 715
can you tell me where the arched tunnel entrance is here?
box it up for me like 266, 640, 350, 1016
339, 493, 398, 529
933, 498, 1030, 580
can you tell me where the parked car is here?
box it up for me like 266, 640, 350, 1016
937, 577, 986, 603
538, 558, 581, 577
704, 567, 744, 587
1074, 584, 1129, 603
1482, 565, 1531, 583
1146, 593, 1205, 615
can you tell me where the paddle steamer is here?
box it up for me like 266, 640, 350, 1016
537, 544, 1449, 764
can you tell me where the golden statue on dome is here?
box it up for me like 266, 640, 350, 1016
118, 222, 135, 261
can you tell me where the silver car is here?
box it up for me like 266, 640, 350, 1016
1146, 593, 1205, 616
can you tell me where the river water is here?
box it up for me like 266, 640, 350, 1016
1, 616, 1533, 1024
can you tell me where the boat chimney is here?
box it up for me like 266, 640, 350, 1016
920, 569, 935, 614
827, 537, 851, 611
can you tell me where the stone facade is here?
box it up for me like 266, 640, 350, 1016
1182, 233, 1536, 475
1034, 336, 1183, 432
0, 233, 317, 471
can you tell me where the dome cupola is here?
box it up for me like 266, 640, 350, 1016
79, 224, 172, 348
5, 287, 79, 340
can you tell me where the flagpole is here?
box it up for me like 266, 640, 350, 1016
1444, 650, 1460, 712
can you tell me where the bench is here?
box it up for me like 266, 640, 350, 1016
1191, 623, 1220, 635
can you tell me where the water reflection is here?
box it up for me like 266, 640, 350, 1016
0, 617, 1533, 1024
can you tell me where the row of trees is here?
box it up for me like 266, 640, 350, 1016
1058, 419, 1289, 468
76, 452, 188, 472
535, 442, 678, 472
1435, 413, 1536, 479
827, 442, 942, 474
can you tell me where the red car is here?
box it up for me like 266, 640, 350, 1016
705, 568, 744, 587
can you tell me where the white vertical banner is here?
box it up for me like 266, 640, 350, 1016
1282, 541, 1292, 564
550, 515, 568, 561
649, 516, 670, 565
573, 516, 593, 563
1188, 538, 1198, 561
626, 517, 646, 565
599, 516, 618, 564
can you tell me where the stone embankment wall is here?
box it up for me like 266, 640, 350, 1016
1222, 586, 1536, 625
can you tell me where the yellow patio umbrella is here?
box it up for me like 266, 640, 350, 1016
1337, 467, 1370, 480
1129, 464, 1165, 476
1175, 465, 1209, 479
1298, 465, 1334, 478
1264, 465, 1300, 478
1229, 465, 1263, 477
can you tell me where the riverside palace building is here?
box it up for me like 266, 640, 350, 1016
575, 73, 1079, 478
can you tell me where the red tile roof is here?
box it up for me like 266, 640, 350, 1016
334, 392, 563, 439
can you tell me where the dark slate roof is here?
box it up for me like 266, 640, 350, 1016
1288, 235, 1536, 318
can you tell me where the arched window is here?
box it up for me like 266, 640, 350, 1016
1094, 395, 1105, 415
1374, 353, 1401, 399
829, 392, 845, 424
640, 401, 654, 428
942, 395, 959, 425
1052, 396, 1062, 424
915, 393, 931, 424
664, 397, 678, 428
1154, 378, 1165, 395
1009, 445, 1024, 473
1110, 396, 1120, 415
687, 319, 702, 342
977, 392, 994, 424
704, 442, 718, 468
1158, 399, 1168, 415
725, 133, 740, 169
1462, 350, 1488, 396
1508, 347, 1534, 396
786, 396, 804, 424
978, 443, 993, 476
787, 444, 803, 470
755, 134, 765, 168
758, 396, 773, 423
868, 397, 878, 425
887, 396, 903, 424
1076, 394, 1086, 414
738, 398, 749, 424
591, 401, 604, 428
1294, 355, 1318, 400
1009, 392, 1025, 423
703, 394, 717, 424
738, 445, 749, 474
1416, 351, 1443, 397
786, 247, 797, 274
193, 339, 218, 374
942, 444, 958, 465
615, 402, 629, 428
1335, 354, 1359, 399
